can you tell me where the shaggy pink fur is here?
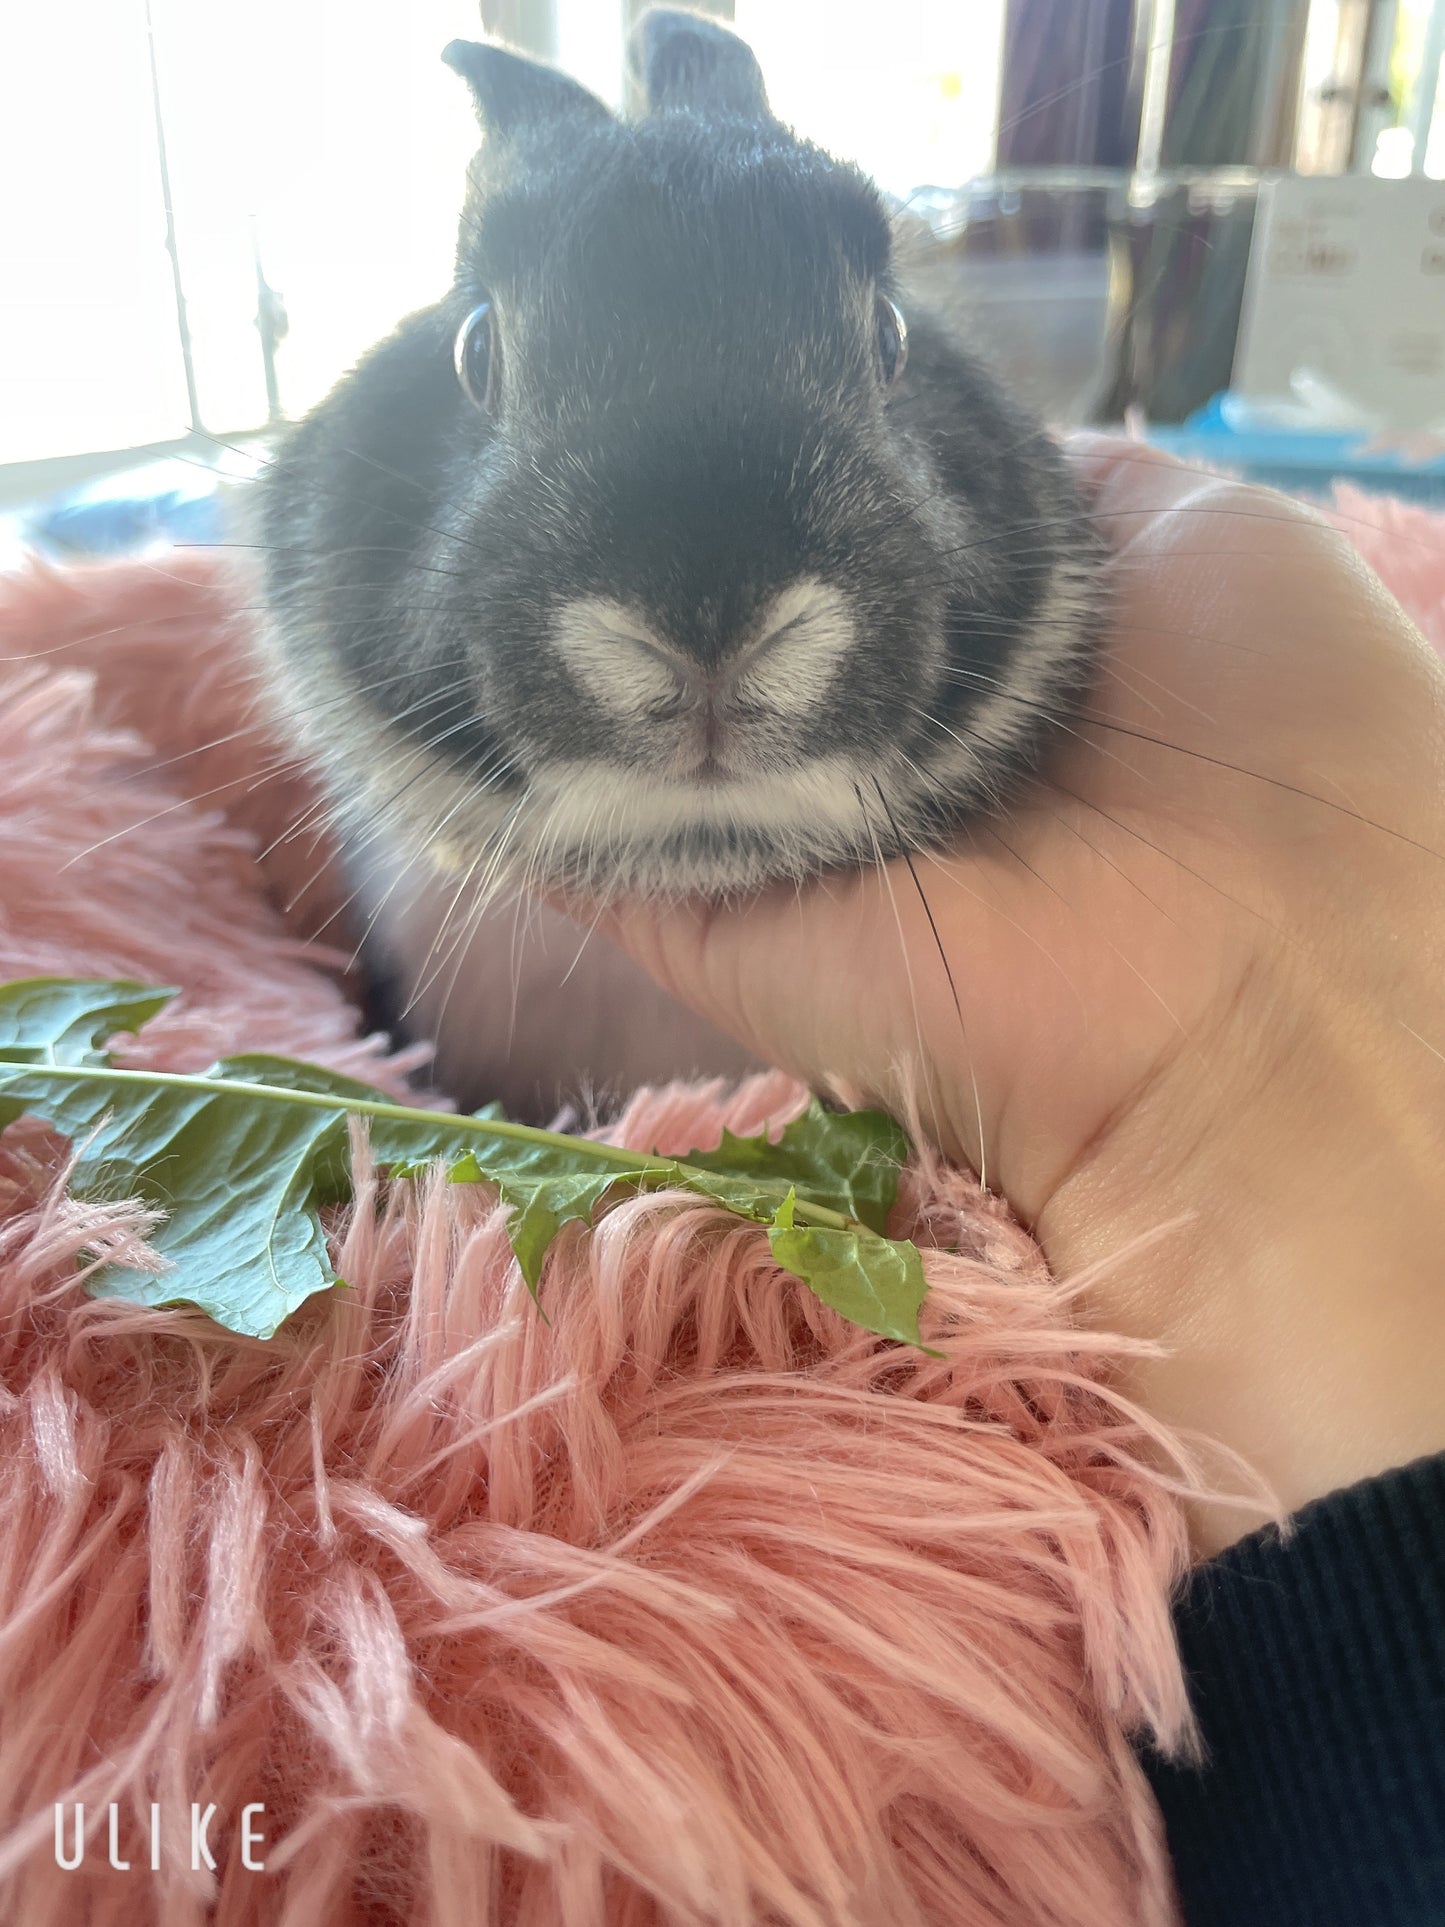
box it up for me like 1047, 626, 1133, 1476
0, 492, 1438, 1926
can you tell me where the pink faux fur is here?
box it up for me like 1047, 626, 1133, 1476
0, 488, 1438, 1926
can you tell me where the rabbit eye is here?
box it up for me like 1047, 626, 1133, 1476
875, 295, 908, 387
454, 301, 500, 413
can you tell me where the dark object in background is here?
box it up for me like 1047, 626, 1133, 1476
996, 0, 1146, 168
899, 171, 1259, 429
1091, 172, 1260, 423
998, 0, 1312, 172
985, 0, 1314, 422
1158, 0, 1312, 167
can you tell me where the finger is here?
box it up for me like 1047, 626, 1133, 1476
1061, 432, 1226, 552
564, 889, 724, 1014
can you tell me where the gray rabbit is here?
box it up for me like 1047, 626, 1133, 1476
258, 9, 1104, 1114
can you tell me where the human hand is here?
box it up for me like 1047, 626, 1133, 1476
597, 438, 1445, 1552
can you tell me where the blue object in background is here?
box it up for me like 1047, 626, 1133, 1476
13, 453, 261, 561
27, 460, 226, 556
1146, 394, 1445, 506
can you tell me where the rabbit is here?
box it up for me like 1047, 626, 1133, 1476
256, 8, 1105, 1116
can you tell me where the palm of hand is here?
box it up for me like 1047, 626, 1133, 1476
601, 438, 1445, 1541
606, 441, 1445, 1233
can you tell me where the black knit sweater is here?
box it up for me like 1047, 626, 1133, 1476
1139, 1453, 1445, 1925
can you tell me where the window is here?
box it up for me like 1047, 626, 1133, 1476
1, 0, 479, 466
6, 0, 1444, 477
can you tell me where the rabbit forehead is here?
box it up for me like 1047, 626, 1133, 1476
465, 118, 891, 304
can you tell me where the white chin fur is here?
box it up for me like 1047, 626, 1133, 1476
415, 753, 896, 899
511, 755, 880, 896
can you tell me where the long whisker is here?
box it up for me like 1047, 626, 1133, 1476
1044, 776, 1291, 944
869, 776, 987, 1190
851, 779, 941, 1147
931, 661, 1445, 862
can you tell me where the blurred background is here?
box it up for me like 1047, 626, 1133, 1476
2, 0, 1443, 553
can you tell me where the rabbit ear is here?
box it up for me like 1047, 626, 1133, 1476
443, 40, 613, 136
631, 9, 771, 120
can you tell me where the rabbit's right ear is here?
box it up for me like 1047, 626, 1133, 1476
443, 40, 613, 137
631, 9, 771, 120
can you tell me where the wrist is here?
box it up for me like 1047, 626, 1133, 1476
1037, 938, 1445, 1555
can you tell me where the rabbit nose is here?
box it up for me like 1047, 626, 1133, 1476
628, 638, 718, 706
549, 582, 855, 727
548, 604, 713, 722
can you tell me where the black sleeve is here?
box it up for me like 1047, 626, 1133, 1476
1139, 1452, 1445, 1926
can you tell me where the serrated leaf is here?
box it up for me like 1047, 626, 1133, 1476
767, 1189, 931, 1349
0, 1036, 515, 1335
506, 1172, 622, 1290
684, 1098, 907, 1234
0, 979, 936, 1351
0, 977, 178, 1075
0, 1054, 351, 1335
213, 1052, 393, 1172
449, 1141, 628, 1292
450, 1143, 814, 1291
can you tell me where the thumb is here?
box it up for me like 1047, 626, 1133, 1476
1060, 431, 1228, 550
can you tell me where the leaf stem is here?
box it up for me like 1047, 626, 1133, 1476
0, 1061, 863, 1234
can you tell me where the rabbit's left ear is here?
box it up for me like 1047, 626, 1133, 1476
443, 39, 614, 137
631, 8, 771, 120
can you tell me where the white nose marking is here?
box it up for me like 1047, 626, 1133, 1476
549, 580, 855, 722
736, 581, 855, 708
549, 598, 684, 723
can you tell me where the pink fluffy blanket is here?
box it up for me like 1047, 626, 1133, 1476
0, 490, 1439, 1927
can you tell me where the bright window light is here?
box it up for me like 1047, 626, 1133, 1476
1, 0, 483, 465
733, 0, 1005, 193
